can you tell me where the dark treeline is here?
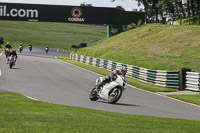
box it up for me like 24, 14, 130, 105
112, 0, 200, 25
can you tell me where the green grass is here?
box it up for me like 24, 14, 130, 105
169, 94, 200, 105
0, 20, 106, 50
76, 24, 200, 72
1, 92, 200, 133
181, 16, 199, 25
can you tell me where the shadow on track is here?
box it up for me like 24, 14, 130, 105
11, 67, 24, 70
96, 101, 144, 107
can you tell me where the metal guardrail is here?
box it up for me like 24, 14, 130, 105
70, 53, 180, 89
186, 72, 200, 91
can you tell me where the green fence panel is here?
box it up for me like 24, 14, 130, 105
132, 66, 140, 79
103, 60, 108, 69
96, 59, 100, 67
112, 62, 117, 71
89, 57, 93, 65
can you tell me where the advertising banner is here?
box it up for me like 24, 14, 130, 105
0, 2, 145, 25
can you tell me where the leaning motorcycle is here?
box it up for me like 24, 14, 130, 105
8, 55, 15, 69
89, 75, 127, 104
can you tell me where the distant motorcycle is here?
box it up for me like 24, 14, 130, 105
89, 75, 127, 104
19, 45, 23, 53
45, 47, 49, 53
5, 48, 10, 58
8, 55, 15, 69
29, 45, 32, 52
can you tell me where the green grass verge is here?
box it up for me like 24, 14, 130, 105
1, 92, 200, 133
76, 24, 200, 72
58, 56, 175, 92
169, 94, 200, 106
0, 20, 106, 51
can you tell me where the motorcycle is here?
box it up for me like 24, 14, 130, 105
45, 47, 49, 53
19, 45, 23, 53
8, 55, 15, 69
29, 45, 32, 52
5, 48, 10, 58
89, 75, 127, 104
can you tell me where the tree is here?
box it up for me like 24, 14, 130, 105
111, 0, 200, 25
80, 2, 93, 7
116, 5, 125, 11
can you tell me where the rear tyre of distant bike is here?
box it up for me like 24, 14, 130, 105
89, 87, 99, 101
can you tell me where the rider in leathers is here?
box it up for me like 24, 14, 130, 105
97, 66, 127, 90
7, 50, 18, 64
4, 42, 12, 49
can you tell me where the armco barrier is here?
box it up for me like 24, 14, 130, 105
70, 53, 180, 89
185, 72, 200, 91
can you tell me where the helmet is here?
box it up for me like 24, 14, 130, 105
7, 42, 9, 44
120, 66, 127, 76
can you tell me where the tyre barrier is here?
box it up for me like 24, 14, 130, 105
185, 72, 200, 91
70, 53, 180, 89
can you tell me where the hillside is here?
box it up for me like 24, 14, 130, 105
76, 24, 200, 72
0, 20, 106, 50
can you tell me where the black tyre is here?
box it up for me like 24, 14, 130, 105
9, 62, 13, 69
108, 88, 122, 104
89, 87, 99, 101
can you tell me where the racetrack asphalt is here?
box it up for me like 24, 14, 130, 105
0, 47, 200, 120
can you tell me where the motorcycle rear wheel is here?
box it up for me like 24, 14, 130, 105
89, 87, 99, 101
108, 88, 122, 104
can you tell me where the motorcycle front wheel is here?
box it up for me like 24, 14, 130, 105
9, 62, 13, 69
89, 87, 99, 101
108, 88, 122, 104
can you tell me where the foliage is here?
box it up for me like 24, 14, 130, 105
116, 5, 125, 11
80, 2, 93, 7
112, 0, 200, 25
127, 22, 137, 30
138, 19, 143, 27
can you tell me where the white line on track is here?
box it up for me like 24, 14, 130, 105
56, 57, 200, 108
26, 96, 38, 101
0, 52, 2, 77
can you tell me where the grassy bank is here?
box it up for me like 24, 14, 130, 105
0, 20, 106, 50
0, 92, 200, 133
76, 24, 200, 72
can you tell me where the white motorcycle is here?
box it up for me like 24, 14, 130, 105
89, 75, 127, 104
